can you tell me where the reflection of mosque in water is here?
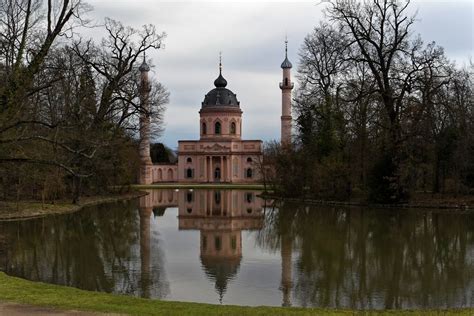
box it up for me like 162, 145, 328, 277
139, 189, 266, 303
179, 189, 264, 303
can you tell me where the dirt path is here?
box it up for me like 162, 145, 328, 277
0, 302, 119, 316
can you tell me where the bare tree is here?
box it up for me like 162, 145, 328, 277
326, 0, 448, 201
0, 0, 89, 111
0, 12, 169, 203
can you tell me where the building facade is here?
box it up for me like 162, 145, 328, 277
138, 44, 292, 184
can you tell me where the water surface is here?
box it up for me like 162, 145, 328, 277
0, 189, 473, 309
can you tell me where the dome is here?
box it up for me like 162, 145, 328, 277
139, 60, 150, 72
202, 68, 240, 108
281, 39, 292, 69
281, 56, 292, 69
214, 73, 227, 88
202, 88, 240, 107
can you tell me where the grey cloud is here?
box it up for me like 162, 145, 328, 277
81, 1, 473, 148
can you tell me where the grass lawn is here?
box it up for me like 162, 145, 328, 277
0, 191, 146, 221
0, 272, 472, 316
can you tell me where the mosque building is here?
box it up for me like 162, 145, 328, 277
138, 42, 293, 184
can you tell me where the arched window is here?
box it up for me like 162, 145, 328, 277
245, 192, 253, 203
247, 157, 252, 163
186, 168, 193, 178
202, 122, 207, 135
230, 122, 236, 134
246, 168, 253, 178
186, 191, 193, 202
186, 157, 192, 163
215, 121, 221, 135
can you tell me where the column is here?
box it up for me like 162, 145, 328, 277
210, 156, 213, 182
204, 157, 206, 182
220, 156, 223, 182
227, 156, 232, 182
222, 156, 226, 182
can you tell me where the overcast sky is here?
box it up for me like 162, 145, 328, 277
82, 0, 473, 149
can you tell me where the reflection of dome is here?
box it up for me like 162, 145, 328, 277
152, 207, 166, 217
200, 256, 241, 303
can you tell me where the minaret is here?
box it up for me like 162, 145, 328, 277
279, 39, 294, 145
138, 54, 153, 184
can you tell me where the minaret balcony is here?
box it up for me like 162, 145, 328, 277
279, 82, 294, 89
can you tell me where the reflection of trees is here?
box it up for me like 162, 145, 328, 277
256, 202, 299, 306
258, 203, 474, 309
0, 200, 168, 299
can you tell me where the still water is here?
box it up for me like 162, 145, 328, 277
0, 189, 473, 309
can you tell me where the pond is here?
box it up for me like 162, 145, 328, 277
0, 189, 473, 309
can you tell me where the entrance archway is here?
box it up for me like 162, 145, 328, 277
214, 167, 221, 182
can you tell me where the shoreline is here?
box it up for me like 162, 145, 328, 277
2, 184, 472, 222
140, 183, 474, 210
0, 272, 471, 316
0, 191, 147, 221
263, 195, 474, 211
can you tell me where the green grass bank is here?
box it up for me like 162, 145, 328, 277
0, 272, 471, 316
0, 191, 146, 221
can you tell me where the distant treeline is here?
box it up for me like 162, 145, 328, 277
0, 1, 168, 203
264, 0, 473, 203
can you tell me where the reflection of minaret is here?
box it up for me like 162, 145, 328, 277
139, 206, 152, 298
138, 55, 153, 184
280, 234, 292, 307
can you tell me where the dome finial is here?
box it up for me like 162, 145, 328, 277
139, 51, 150, 72
214, 51, 227, 88
281, 37, 292, 69
219, 51, 222, 75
